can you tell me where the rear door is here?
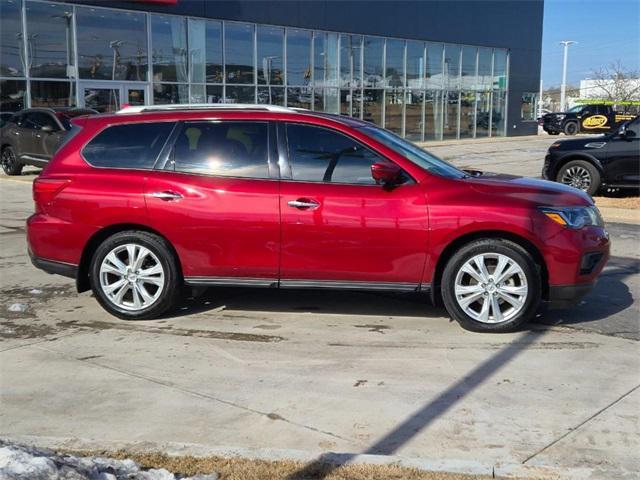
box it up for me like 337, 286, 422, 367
278, 122, 429, 289
144, 120, 280, 283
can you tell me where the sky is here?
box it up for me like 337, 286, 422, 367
541, 0, 640, 88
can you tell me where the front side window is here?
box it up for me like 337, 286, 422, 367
83, 122, 175, 169
24, 112, 58, 130
172, 122, 269, 179
286, 123, 383, 184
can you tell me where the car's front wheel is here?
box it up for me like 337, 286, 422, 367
90, 231, 180, 320
1, 146, 23, 176
557, 159, 600, 196
441, 239, 541, 333
563, 121, 579, 136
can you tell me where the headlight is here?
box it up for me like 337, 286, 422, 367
539, 206, 604, 229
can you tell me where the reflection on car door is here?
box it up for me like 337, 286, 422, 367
145, 120, 281, 282
278, 122, 429, 289
606, 118, 640, 184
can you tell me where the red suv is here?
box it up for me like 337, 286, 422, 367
26, 105, 610, 332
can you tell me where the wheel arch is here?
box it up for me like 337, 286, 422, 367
76, 223, 183, 293
430, 230, 549, 306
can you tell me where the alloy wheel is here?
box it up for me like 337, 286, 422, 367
561, 166, 591, 191
454, 253, 528, 323
99, 243, 165, 311
1, 148, 15, 172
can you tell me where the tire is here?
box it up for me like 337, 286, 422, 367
90, 230, 181, 320
1, 146, 23, 176
563, 121, 579, 136
556, 159, 600, 196
441, 239, 541, 333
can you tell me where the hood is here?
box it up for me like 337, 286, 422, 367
551, 135, 609, 150
464, 172, 592, 207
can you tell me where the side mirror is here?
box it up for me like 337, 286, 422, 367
371, 161, 403, 185
41, 125, 54, 133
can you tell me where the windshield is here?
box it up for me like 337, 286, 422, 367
358, 126, 466, 179
566, 105, 584, 113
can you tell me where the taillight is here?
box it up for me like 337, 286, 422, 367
33, 177, 70, 209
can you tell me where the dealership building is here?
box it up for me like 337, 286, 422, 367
0, 0, 543, 140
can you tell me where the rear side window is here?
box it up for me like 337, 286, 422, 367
83, 122, 175, 169
285, 123, 382, 184
172, 121, 269, 179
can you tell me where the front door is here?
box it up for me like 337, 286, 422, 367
80, 82, 148, 112
145, 120, 281, 283
278, 123, 429, 289
606, 117, 640, 184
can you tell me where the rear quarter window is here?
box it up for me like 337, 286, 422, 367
82, 122, 175, 169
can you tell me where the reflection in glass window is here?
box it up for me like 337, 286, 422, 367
405, 90, 424, 141
340, 34, 362, 88
26, 2, 75, 79
443, 44, 461, 91
206, 85, 223, 103
363, 37, 384, 88
385, 39, 405, 88
83, 86, 120, 112
521, 92, 538, 121
493, 49, 508, 90
0, 80, 26, 111
153, 83, 188, 104
476, 91, 491, 137
461, 46, 477, 90
385, 89, 404, 135
443, 91, 459, 139
173, 122, 269, 179
257, 26, 283, 86
189, 19, 223, 84
287, 29, 311, 86
225, 85, 255, 103
314, 32, 339, 88
313, 87, 339, 113
225, 22, 254, 84
77, 8, 147, 81
258, 86, 284, 105
286, 123, 381, 184
459, 90, 475, 138
31, 81, 75, 107
363, 89, 383, 126
425, 90, 443, 141
477, 48, 492, 91
492, 90, 506, 136
286, 87, 311, 109
406, 41, 425, 90
151, 15, 187, 83
425, 43, 444, 90
1, 0, 24, 77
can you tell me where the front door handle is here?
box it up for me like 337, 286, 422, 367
288, 198, 320, 210
149, 190, 183, 201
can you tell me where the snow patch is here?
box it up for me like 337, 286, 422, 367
7, 304, 27, 313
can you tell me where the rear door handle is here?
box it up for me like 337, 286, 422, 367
288, 198, 320, 209
149, 190, 183, 201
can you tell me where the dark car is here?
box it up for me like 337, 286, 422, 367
543, 116, 640, 195
0, 107, 97, 175
0, 112, 14, 128
542, 104, 635, 136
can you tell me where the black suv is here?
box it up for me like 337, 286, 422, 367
0, 107, 96, 175
542, 116, 639, 195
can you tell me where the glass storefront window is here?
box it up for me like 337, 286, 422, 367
313, 87, 339, 113
521, 92, 538, 121
363, 89, 383, 126
286, 29, 311, 86
151, 15, 187, 83
26, 1, 75, 79
405, 89, 424, 141
226, 85, 255, 103
459, 90, 475, 138
153, 83, 188, 104
443, 44, 461, 91
257, 25, 283, 86
0, 79, 26, 111
385, 39, 405, 89
31, 80, 75, 107
425, 43, 443, 90
76, 7, 147, 81
385, 88, 403, 135
492, 90, 507, 136
475, 91, 491, 137
406, 41, 425, 90
363, 37, 384, 88
1, 0, 24, 77
206, 85, 223, 103
314, 32, 339, 88
340, 34, 361, 88
425, 90, 443, 141
477, 48, 492, 91
258, 86, 284, 105
225, 22, 255, 85
286, 86, 311, 109
189, 19, 223, 84
443, 91, 459, 139
493, 49, 508, 90
461, 46, 477, 91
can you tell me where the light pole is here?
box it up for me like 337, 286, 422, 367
559, 40, 576, 111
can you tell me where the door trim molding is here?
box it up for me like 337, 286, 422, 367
184, 276, 428, 292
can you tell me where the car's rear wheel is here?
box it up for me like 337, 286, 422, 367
563, 121, 579, 136
1, 146, 23, 176
441, 239, 541, 333
557, 159, 600, 196
90, 231, 180, 320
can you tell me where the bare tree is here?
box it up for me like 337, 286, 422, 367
587, 61, 640, 112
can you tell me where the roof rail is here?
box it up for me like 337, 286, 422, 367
116, 103, 298, 114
